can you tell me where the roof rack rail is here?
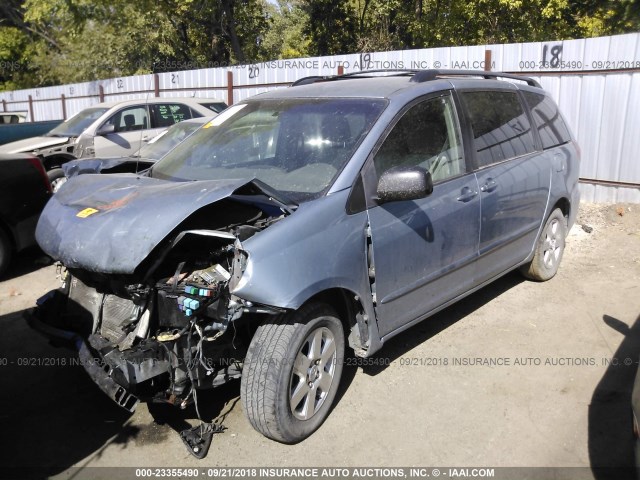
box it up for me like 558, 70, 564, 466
291, 69, 541, 88
410, 69, 541, 87
291, 69, 419, 87
290, 76, 332, 86
337, 69, 420, 78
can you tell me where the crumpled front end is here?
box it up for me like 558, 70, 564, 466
29, 173, 287, 411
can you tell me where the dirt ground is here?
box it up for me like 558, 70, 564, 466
1, 202, 639, 479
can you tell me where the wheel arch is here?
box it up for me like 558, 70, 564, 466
552, 197, 571, 225
300, 288, 370, 354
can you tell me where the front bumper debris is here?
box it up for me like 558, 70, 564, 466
78, 340, 139, 412
25, 299, 140, 412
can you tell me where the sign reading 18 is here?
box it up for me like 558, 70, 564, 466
542, 44, 563, 68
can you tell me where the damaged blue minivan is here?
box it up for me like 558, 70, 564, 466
29, 70, 580, 451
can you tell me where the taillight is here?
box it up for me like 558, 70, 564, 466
27, 156, 53, 194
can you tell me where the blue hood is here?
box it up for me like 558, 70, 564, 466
36, 174, 255, 274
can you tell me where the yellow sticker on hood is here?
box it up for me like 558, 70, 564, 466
76, 208, 99, 218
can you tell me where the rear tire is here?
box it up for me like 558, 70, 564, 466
520, 208, 567, 281
0, 228, 12, 278
240, 302, 345, 443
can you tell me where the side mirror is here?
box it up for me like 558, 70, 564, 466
96, 124, 115, 136
377, 166, 433, 204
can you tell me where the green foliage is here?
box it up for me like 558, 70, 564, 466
300, 0, 359, 55
0, 0, 638, 90
0, 26, 34, 89
262, 1, 311, 59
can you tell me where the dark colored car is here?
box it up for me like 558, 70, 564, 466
29, 70, 579, 452
0, 154, 52, 276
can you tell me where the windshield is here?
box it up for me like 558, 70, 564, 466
134, 120, 205, 161
152, 98, 386, 202
48, 107, 109, 137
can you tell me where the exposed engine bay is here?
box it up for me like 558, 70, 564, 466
29, 168, 371, 456
29, 175, 294, 457
36, 202, 283, 405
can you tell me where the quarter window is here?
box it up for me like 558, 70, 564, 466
374, 94, 465, 183
461, 91, 535, 167
522, 91, 572, 149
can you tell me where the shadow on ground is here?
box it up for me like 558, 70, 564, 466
360, 271, 524, 375
0, 308, 133, 478
0, 246, 52, 282
1, 271, 525, 473
589, 314, 640, 480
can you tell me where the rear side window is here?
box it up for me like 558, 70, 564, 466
461, 90, 535, 167
523, 92, 572, 149
151, 104, 192, 128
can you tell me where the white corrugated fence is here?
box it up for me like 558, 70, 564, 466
1, 33, 639, 203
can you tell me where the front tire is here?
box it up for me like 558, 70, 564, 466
47, 168, 67, 193
520, 208, 567, 281
240, 302, 345, 443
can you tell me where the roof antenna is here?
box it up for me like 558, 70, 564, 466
137, 59, 158, 177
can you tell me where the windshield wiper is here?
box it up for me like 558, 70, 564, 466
238, 179, 298, 215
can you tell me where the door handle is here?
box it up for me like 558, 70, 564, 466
456, 187, 478, 203
480, 178, 497, 193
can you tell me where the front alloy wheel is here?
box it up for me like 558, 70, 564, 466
241, 302, 345, 443
289, 326, 338, 421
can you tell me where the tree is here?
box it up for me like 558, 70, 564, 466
300, 0, 359, 55
1, 0, 639, 91
262, 1, 311, 59
1, 0, 273, 89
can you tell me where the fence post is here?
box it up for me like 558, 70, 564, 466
154, 73, 160, 97
2, 100, 6, 112
338, 65, 344, 75
61, 94, 67, 120
99, 85, 105, 103
484, 50, 492, 71
227, 71, 234, 106
28, 95, 34, 122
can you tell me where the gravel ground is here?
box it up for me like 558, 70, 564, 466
0, 202, 639, 479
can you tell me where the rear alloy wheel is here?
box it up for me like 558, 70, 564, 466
520, 208, 567, 281
241, 302, 345, 443
47, 168, 67, 193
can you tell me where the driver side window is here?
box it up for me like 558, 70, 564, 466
374, 94, 465, 183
